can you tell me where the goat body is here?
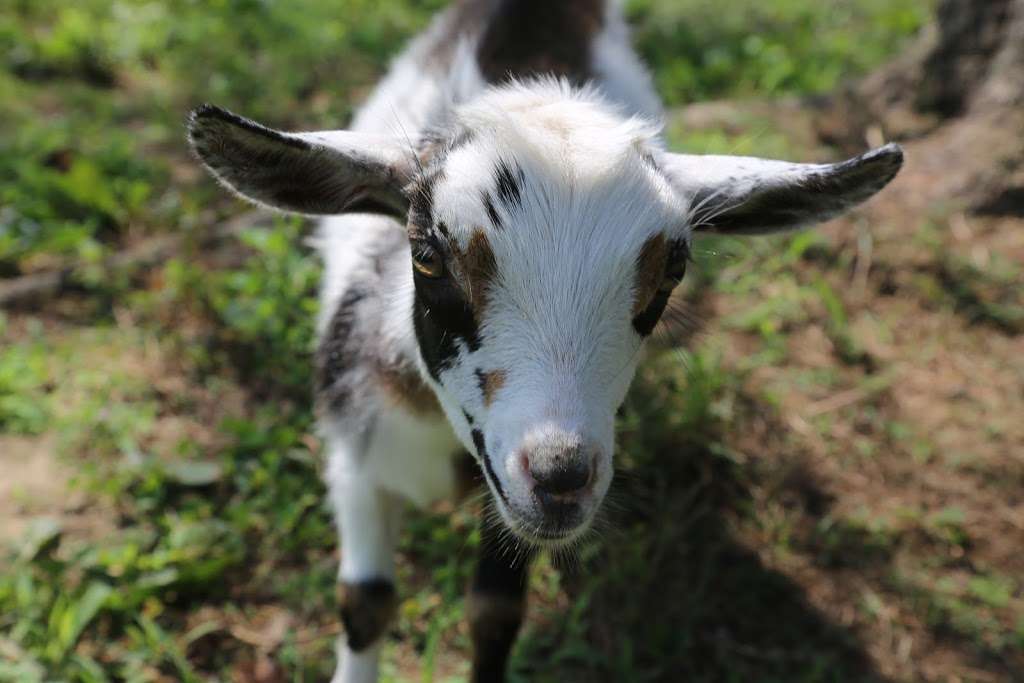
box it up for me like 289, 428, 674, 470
188, 1, 902, 680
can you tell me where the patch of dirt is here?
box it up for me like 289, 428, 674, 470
0, 434, 112, 548
674, 74, 1024, 679
0, 311, 250, 555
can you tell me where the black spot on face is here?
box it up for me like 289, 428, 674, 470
473, 428, 509, 507
483, 192, 502, 229
632, 239, 690, 337
495, 161, 524, 212
411, 253, 482, 381
632, 289, 671, 337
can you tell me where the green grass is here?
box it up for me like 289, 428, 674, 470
628, 0, 931, 105
7, 1, 1020, 682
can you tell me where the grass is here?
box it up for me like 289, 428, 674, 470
5, 0, 1023, 681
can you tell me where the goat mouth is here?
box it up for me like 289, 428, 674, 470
515, 522, 589, 547
482, 482, 593, 546
499, 506, 591, 547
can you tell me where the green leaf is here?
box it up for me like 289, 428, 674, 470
162, 460, 223, 487
52, 582, 113, 659
18, 517, 62, 563
968, 575, 1014, 609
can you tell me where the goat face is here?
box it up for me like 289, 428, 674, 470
403, 85, 687, 543
188, 81, 902, 545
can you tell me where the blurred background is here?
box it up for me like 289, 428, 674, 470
1, 0, 1022, 681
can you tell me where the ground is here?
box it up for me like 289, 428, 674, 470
2, 1, 1021, 681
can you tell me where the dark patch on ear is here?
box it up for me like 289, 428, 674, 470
189, 104, 311, 152
346, 196, 403, 216
692, 144, 904, 235
265, 187, 397, 217
338, 578, 398, 652
472, 428, 509, 507
188, 103, 410, 217
494, 161, 524, 211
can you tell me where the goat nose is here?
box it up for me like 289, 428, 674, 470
530, 456, 592, 498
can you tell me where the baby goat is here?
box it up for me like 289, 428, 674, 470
188, 1, 902, 680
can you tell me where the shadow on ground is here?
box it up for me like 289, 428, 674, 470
507, 389, 890, 682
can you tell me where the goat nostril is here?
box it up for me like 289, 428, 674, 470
530, 458, 592, 497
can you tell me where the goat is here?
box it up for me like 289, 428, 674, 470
187, 1, 902, 680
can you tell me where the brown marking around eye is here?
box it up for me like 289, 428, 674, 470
632, 233, 670, 317
477, 369, 507, 407
452, 229, 499, 321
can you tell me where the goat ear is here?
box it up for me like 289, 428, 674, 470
187, 104, 415, 217
662, 144, 903, 235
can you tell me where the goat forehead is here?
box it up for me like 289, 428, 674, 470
420, 137, 685, 354
432, 140, 681, 252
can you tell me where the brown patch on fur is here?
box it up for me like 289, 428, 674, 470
373, 359, 442, 417
479, 369, 506, 407
632, 233, 670, 316
452, 229, 499, 321
338, 579, 398, 652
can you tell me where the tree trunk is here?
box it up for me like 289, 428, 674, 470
816, 0, 1024, 216
918, 0, 1023, 115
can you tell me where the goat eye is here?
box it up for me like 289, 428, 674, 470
412, 244, 445, 279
